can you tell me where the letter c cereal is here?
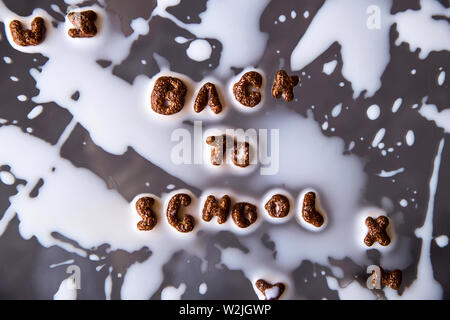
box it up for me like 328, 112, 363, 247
166, 193, 195, 233
232, 71, 263, 107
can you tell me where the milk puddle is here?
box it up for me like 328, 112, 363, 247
0, 0, 448, 299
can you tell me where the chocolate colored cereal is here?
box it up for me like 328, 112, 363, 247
255, 279, 285, 300
264, 194, 290, 218
194, 82, 222, 114
9, 17, 46, 46
135, 196, 157, 231
371, 267, 402, 290
364, 216, 391, 246
271, 70, 299, 102
151, 76, 187, 115
302, 192, 324, 227
232, 202, 257, 228
232, 71, 263, 107
206, 135, 226, 166
166, 193, 195, 233
67, 10, 97, 38
202, 195, 231, 224
233, 139, 250, 168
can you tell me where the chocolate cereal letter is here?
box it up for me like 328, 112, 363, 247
151, 76, 187, 115
10, 17, 46, 46
233, 71, 263, 107
167, 193, 195, 233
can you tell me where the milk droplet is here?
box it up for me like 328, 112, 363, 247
0, 171, 15, 185
406, 130, 415, 146
89, 254, 100, 261
377, 168, 404, 178
322, 60, 338, 75
174, 36, 190, 44
392, 98, 403, 113
347, 141, 355, 151
17, 95, 27, 102
435, 235, 448, 248
199, 282, 207, 295
371, 128, 385, 148
27, 105, 44, 119
367, 104, 380, 120
130, 17, 150, 36
399, 199, 408, 207
437, 70, 445, 86
186, 39, 212, 62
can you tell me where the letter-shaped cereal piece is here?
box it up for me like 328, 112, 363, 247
151, 76, 187, 115
194, 82, 222, 114
255, 279, 285, 300
232, 202, 257, 228
206, 135, 226, 166
233, 139, 250, 168
364, 216, 391, 246
166, 193, 195, 233
271, 70, 299, 102
302, 192, 324, 227
202, 195, 231, 224
232, 71, 263, 107
9, 17, 46, 46
371, 266, 402, 290
67, 10, 98, 38
264, 194, 290, 218
135, 196, 157, 231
